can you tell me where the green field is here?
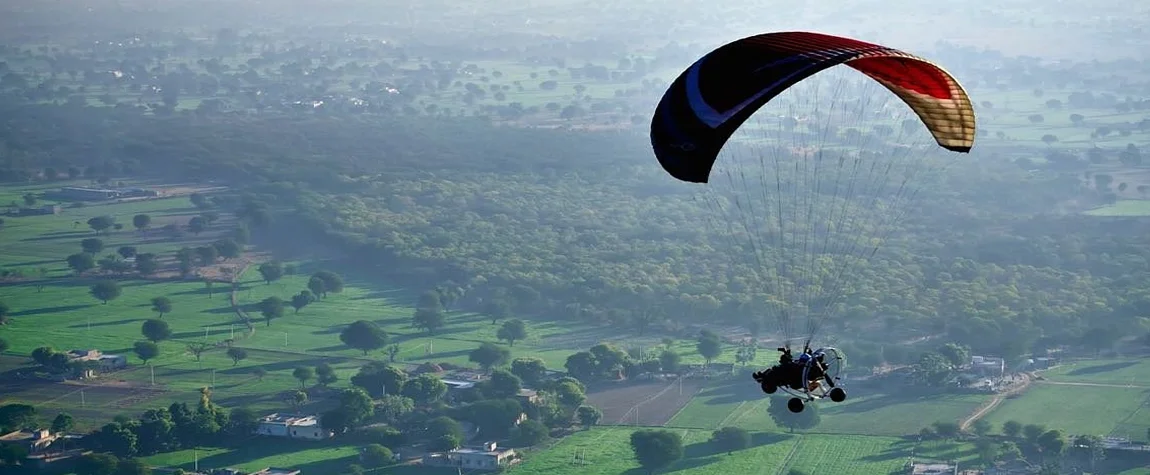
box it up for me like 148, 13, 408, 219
666, 377, 987, 437
507, 427, 979, 475
1084, 200, 1150, 216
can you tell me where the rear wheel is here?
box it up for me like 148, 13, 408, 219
787, 397, 805, 413
829, 387, 846, 402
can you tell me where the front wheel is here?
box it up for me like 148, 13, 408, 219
761, 382, 777, 394
787, 397, 805, 413
829, 387, 847, 402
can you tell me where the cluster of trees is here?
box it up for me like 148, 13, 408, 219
253, 265, 343, 327
916, 418, 1068, 471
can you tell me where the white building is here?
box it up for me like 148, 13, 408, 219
423, 442, 520, 471
255, 414, 332, 440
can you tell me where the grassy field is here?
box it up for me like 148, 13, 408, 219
0, 185, 790, 435
1084, 200, 1150, 216
666, 376, 987, 437
967, 358, 1150, 441
507, 427, 979, 475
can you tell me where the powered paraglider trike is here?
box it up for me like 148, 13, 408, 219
649, 31, 976, 413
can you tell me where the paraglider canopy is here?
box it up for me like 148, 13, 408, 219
651, 31, 976, 184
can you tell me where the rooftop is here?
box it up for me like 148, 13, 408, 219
249, 468, 301, 475
258, 413, 317, 425
911, 462, 957, 475
0, 429, 54, 442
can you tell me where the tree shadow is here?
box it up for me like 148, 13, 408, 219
67, 318, 144, 329
12, 304, 94, 317
309, 345, 350, 353
1067, 361, 1137, 376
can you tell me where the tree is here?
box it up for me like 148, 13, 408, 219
316, 363, 338, 387
67, 252, 96, 274
226, 347, 248, 366
417, 290, 442, 312
213, 238, 241, 259
361, 444, 393, 468
311, 271, 344, 297
497, 319, 528, 346
555, 381, 586, 410
259, 296, 285, 326
292, 366, 314, 388
90, 281, 122, 304
630, 429, 684, 474
288, 390, 308, 412
195, 245, 218, 265
912, 352, 953, 386
186, 342, 211, 362
253, 368, 267, 381
351, 362, 408, 397
76, 453, 120, 475
970, 418, 991, 437
1069, 113, 1085, 126
478, 369, 522, 399
510, 357, 547, 387
937, 343, 970, 369
376, 395, 415, 425
0, 338, 7, 353
82, 238, 106, 254
400, 373, 448, 405
151, 297, 172, 318
51, 412, 74, 433
1037, 429, 1065, 456
141, 319, 172, 342
88, 216, 115, 234
0, 301, 9, 326
258, 261, 284, 284
697, 331, 723, 365
1002, 420, 1022, 438
132, 214, 152, 231
459, 399, 523, 438
135, 254, 158, 275
767, 397, 821, 432
735, 342, 757, 366
1041, 134, 1058, 145
932, 421, 960, 439
340, 320, 389, 355
411, 307, 446, 334
385, 344, 400, 362
425, 416, 463, 451
307, 276, 326, 297
711, 426, 751, 455
576, 405, 602, 428
187, 217, 206, 235
469, 342, 511, 372
133, 341, 160, 364
1023, 424, 1047, 444
290, 290, 314, 313
513, 419, 549, 446
660, 350, 681, 374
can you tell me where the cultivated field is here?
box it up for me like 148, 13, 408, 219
971, 358, 1150, 442
666, 376, 987, 437
508, 427, 979, 475
585, 377, 707, 426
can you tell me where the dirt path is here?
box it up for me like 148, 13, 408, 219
960, 373, 1032, 431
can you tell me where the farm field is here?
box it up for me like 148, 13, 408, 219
584, 377, 707, 426
666, 376, 987, 437
0, 186, 788, 431
507, 427, 979, 475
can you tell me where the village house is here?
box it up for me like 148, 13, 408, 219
0, 429, 59, 454
422, 441, 520, 471
968, 355, 1005, 377
66, 349, 127, 378
908, 461, 957, 475
12, 204, 60, 216
515, 388, 541, 405
254, 413, 333, 440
